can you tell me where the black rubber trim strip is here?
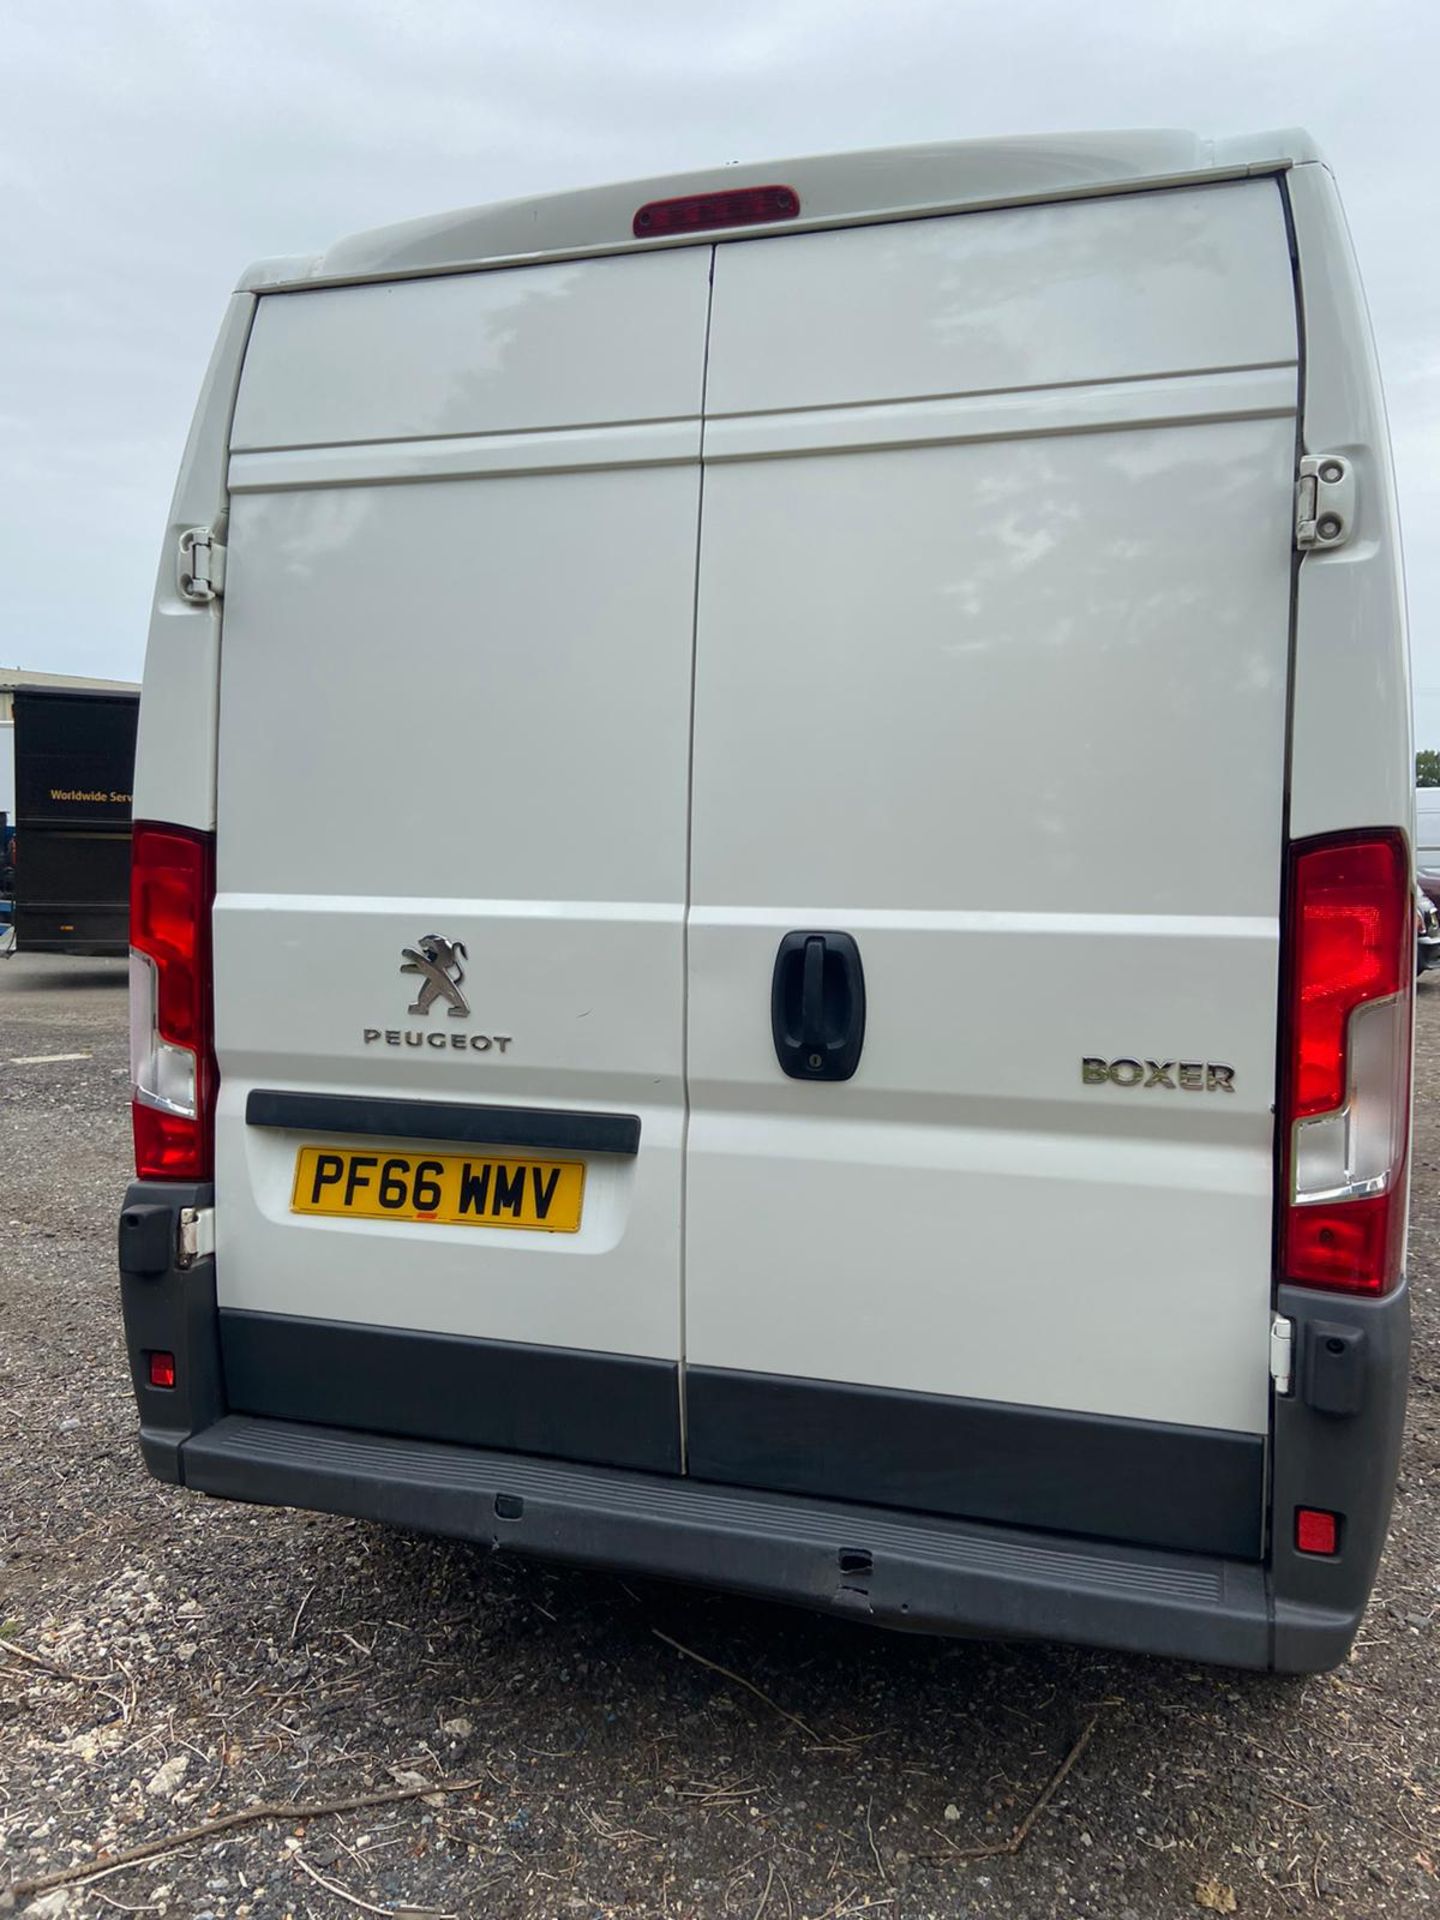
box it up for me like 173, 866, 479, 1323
180, 1415, 1277, 1668
244, 1090, 641, 1156
686, 1365, 1264, 1561
219, 1310, 679, 1474
217, 1310, 1260, 1561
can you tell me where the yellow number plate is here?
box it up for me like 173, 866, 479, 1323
291, 1146, 584, 1233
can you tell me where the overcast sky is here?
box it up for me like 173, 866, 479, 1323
3, 0, 1437, 741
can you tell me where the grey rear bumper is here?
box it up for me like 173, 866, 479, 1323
181, 1411, 1275, 1667
119, 1180, 1411, 1675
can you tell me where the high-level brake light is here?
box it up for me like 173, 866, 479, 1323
1280, 831, 1411, 1295
633, 184, 800, 238
130, 823, 217, 1181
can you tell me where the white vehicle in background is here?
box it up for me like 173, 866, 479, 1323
120, 129, 1411, 1672
1416, 786, 1440, 868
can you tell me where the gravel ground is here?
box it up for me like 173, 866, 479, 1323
2, 952, 1438, 1919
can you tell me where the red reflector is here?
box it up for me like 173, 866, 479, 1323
633, 184, 799, 238
1295, 1507, 1339, 1556
148, 1350, 176, 1390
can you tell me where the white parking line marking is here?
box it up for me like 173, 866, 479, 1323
8, 1052, 93, 1065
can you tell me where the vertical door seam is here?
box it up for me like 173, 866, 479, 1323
676, 245, 718, 1472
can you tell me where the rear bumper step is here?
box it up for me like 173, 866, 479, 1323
121, 1180, 1409, 1673
181, 1413, 1272, 1667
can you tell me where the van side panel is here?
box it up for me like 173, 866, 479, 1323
685, 183, 1298, 1472
1285, 163, 1412, 842
133, 293, 254, 833
1265, 163, 1413, 1667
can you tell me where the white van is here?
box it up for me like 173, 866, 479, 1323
120, 131, 1413, 1671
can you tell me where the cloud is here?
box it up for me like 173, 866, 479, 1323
2, 0, 1436, 720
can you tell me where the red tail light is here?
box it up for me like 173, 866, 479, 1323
1280, 830, 1411, 1295
130, 823, 216, 1181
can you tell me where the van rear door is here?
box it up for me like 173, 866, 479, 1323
683, 181, 1299, 1556
211, 250, 711, 1472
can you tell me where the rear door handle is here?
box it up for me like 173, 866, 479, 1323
771, 931, 866, 1081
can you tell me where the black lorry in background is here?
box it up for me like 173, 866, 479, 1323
10, 688, 139, 957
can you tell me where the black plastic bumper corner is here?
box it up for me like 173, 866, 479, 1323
1269, 1276, 1411, 1673
118, 1180, 224, 1483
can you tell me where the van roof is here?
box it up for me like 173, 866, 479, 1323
240, 127, 1321, 293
